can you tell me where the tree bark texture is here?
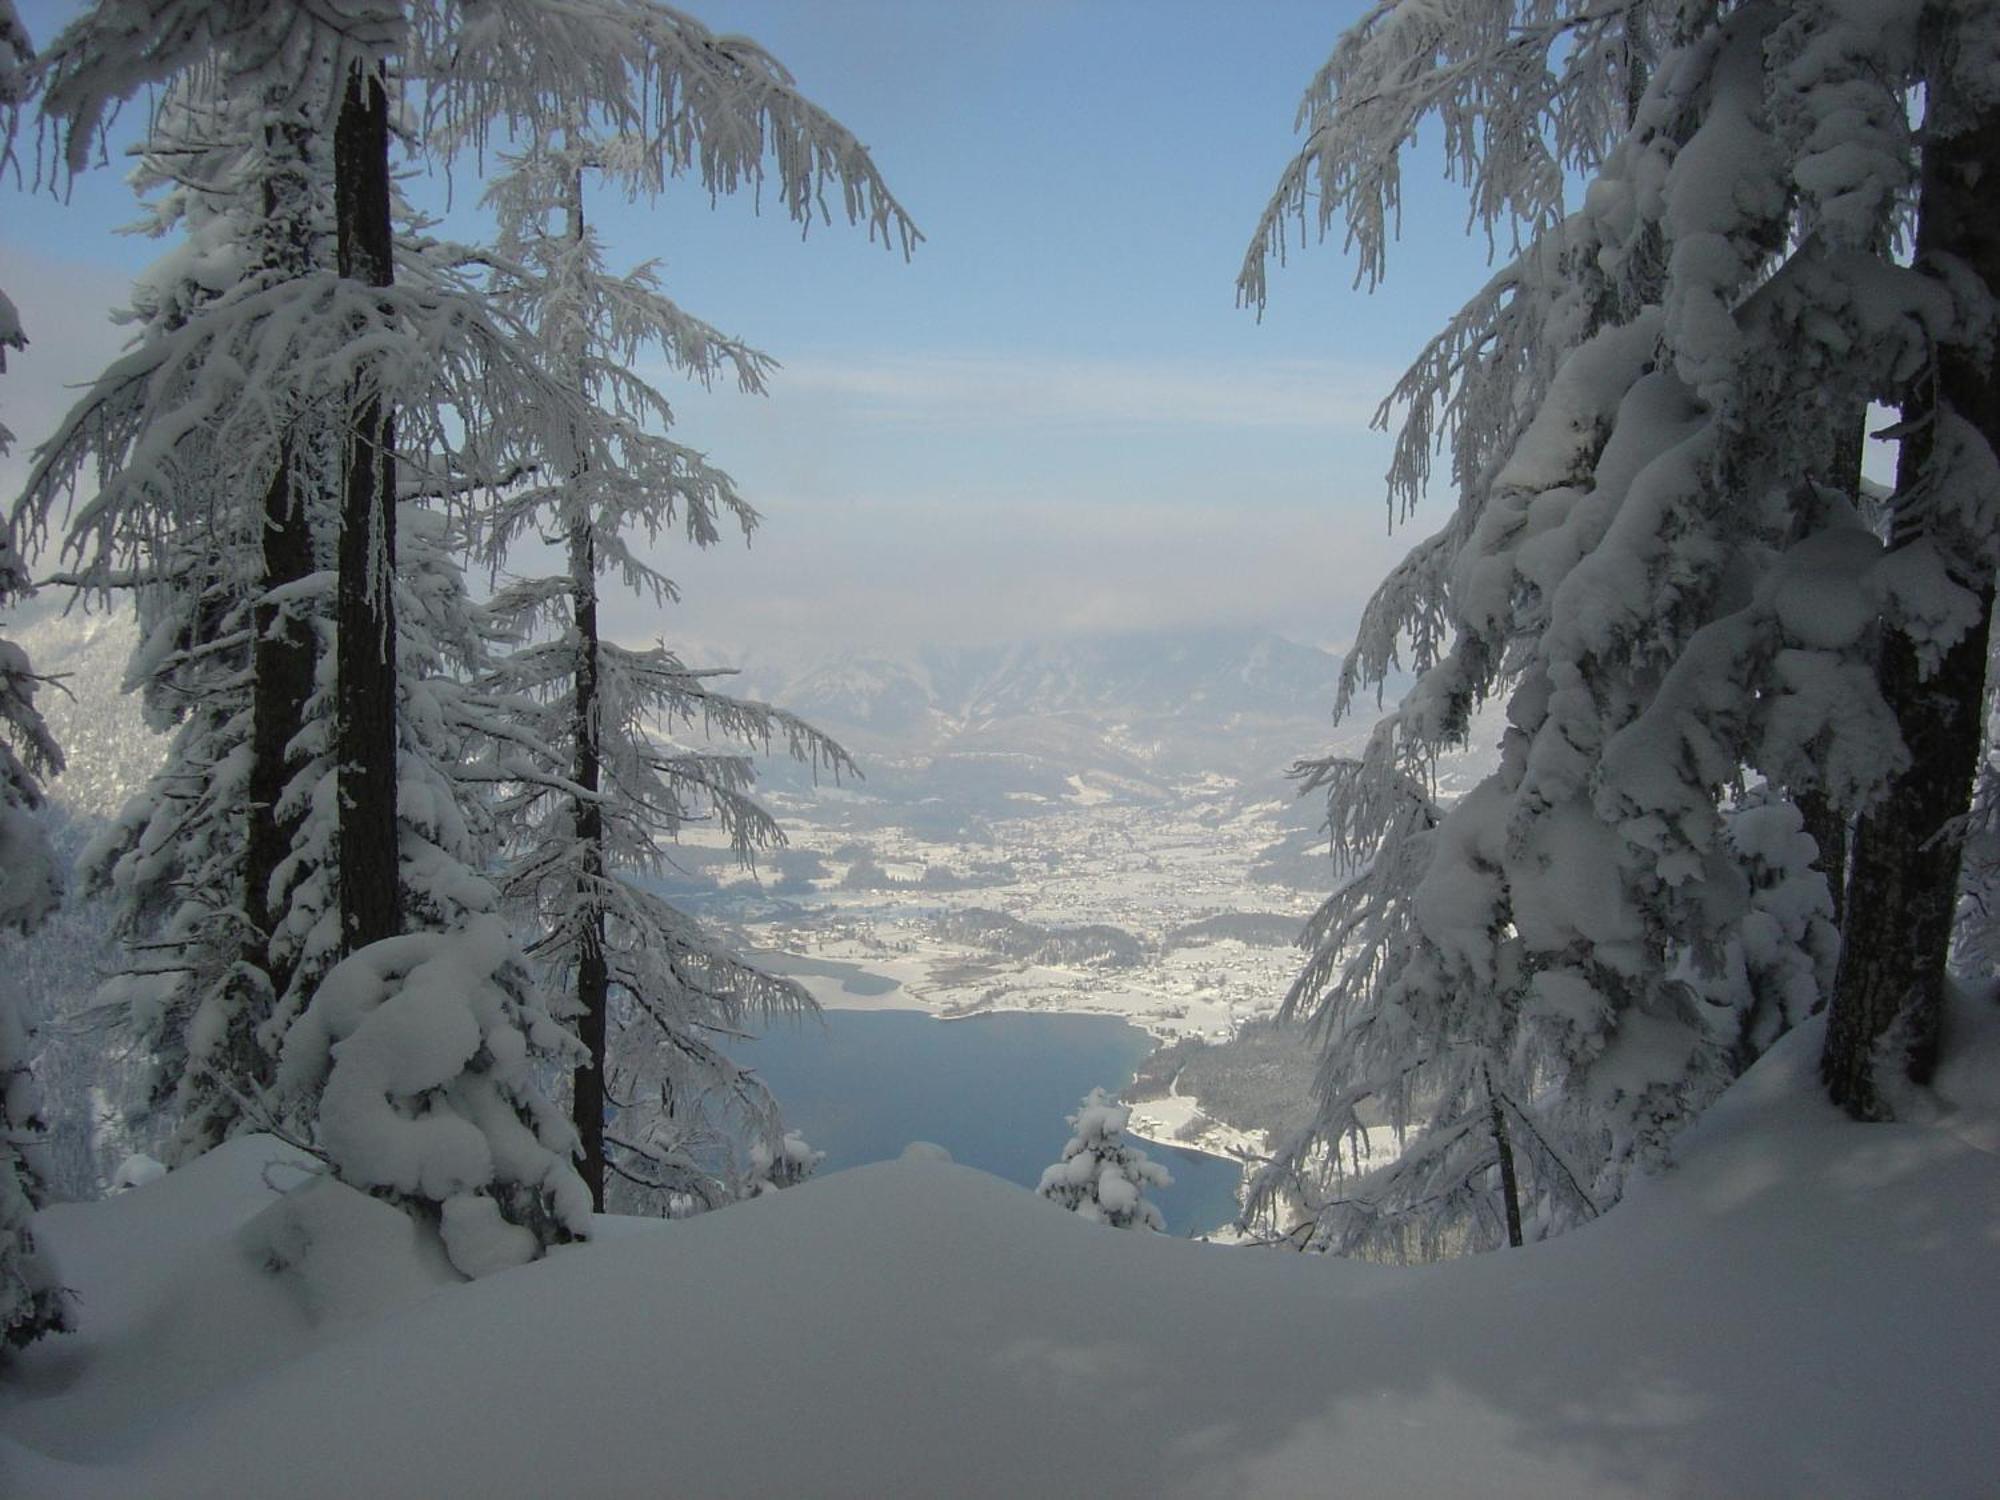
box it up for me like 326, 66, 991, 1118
334, 63, 400, 955
1485, 1063, 1524, 1249
571, 524, 609, 1212
243, 114, 321, 1004
246, 445, 317, 990
1797, 789, 1849, 933
563, 169, 609, 1211
1823, 92, 2000, 1118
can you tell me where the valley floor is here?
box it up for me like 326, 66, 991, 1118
695, 784, 1325, 1169
4, 1004, 1995, 1499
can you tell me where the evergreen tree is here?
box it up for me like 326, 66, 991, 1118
22, 68, 566, 1161
1, 475, 71, 1358
1242, 0, 1698, 1255
23, 2, 625, 1256
474, 113, 896, 1212
1038, 1089, 1170, 1232
1820, 45, 2000, 1118
59, 74, 335, 1160
0, 0, 73, 1347
274, 914, 591, 1277
740, 1130, 822, 1199
1241, 0, 1988, 1253
23, 0, 917, 1262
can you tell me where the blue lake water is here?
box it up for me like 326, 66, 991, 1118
738, 1008, 1245, 1237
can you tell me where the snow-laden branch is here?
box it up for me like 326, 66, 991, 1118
1240, 0, 1658, 312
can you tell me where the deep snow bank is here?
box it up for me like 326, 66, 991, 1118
3, 1001, 1996, 1499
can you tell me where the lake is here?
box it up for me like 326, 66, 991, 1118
738, 1008, 1246, 1237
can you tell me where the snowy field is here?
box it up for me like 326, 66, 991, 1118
698, 787, 1325, 1166
4, 1002, 1996, 1499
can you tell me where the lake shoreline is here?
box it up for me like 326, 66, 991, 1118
747, 945, 1259, 1210
735, 1007, 1244, 1235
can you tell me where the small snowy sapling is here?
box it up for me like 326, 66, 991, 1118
1038, 1088, 1170, 1232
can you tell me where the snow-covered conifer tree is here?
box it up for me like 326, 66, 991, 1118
29, 69, 557, 1161
741, 1131, 822, 1198
1242, 1, 1686, 1255
0, 299, 57, 933
0, 538, 60, 936
56, 73, 337, 1160
0, 0, 73, 1346
0, 532, 72, 1358
1817, 41, 2000, 1118
258, 490, 612, 1273
1240, 0, 1991, 1253
24, 0, 916, 1259
22, 4, 612, 1249
0, 0, 54, 922
274, 915, 590, 1277
0, 485, 71, 1356
1038, 1089, 1170, 1232
469, 68, 909, 1212
474, 143, 849, 1210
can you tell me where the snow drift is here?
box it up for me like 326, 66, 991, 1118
2, 1000, 1996, 1498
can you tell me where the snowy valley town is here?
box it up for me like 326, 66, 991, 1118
0, 1, 1997, 1496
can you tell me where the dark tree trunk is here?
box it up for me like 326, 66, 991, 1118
563, 170, 609, 1212
333, 62, 400, 954
571, 522, 609, 1212
1484, 1062, 1524, 1249
1794, 409, 1866, 933
243, 115, 321, 1005
240, 445, 316, 996
1823, 93, 2000, 1118
1798, 790, 1849, 933
193, 117, 321, 1148
185, 452, 312, 1158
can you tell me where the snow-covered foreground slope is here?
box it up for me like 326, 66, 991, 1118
4, 1005, 1997, 1499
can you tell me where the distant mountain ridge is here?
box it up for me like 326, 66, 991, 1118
734, 626, 1352, 781
14, 598, 1403, 832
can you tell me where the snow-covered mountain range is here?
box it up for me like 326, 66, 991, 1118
728, 626, 1360, 788
762, 629, 1343, 733
15, 603, 1365, 810
10, 596, 1505, 833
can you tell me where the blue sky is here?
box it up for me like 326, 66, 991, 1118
4, 0, 1509, 658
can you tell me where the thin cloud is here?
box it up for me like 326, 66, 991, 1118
766, 352, 1393, 431
610, 491, 1411, 658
